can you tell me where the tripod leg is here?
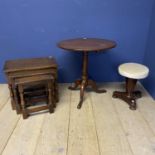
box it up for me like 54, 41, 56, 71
68, 79, 82, 90
77, 80, 86, 109
88, 80, 106, 93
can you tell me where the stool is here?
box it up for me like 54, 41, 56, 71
15, 75, 55, 119
113, 63, 149, 110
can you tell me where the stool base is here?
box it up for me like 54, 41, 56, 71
112, 78, 142, 110
113, 91, 142, 110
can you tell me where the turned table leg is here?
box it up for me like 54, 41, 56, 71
88, 79, 106, 93
12, 85, 21, 114
69, 52, 106, 109
68, 79, 82, 90
8, 84, 16, 110
77, 80, 86, 109
18, 85, 28, 119
76, 52, 88, 109
47, 81, 54, 113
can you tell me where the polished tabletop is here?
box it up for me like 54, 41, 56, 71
4, 57, 57, 73
58, 38, 116, 52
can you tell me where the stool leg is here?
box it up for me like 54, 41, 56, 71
113, 78, 140, 110
19, 85, 28, 119
48, 82, 54, 113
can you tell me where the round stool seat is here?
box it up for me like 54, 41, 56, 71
118, 63, 149, 79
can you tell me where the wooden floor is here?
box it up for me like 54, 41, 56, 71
0, 83, 155, 155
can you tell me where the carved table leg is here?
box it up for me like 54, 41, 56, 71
78, 52, 89, 109
77, 80, 86, 109
18, 85, 28, 119
54, 79, 59, 103
69, 52, 107, 109
8, 84, 16, 110
88, 79, 106, 93
68, 79, 82, 90
48, 81, 54, 113
12, 85, 21, 114
113, 78, 141, 110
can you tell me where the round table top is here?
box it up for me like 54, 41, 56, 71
57, 38, 116, 52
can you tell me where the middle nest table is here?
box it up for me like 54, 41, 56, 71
58, 38, 116, 109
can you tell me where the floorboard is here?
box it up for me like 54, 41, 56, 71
67, 90, 99, 155
137, 84, 155, 135
110, 83, 155, 155
0, 99, 20, 154
2, 113, 45, 155
0, 83, 155, 155
0, 84, 10, 111
34, 84, 71, 155
89, 83, 133, 155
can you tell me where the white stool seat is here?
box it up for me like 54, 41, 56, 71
118, 63, 149, 79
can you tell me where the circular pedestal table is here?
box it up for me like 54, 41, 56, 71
58, 38, 116, 109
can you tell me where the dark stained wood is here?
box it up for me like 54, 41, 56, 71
12, 85, 21, 114
4, 57, 57, 72
15, 75, 54, 85
8, 84, 16, 110
113, 78, 142, 110
58, 38, 116, 52
3, 57, 59, 112
16, 75, 55, 119
7, 68, 57, 78
27, 105, 51, 113
18, 84, 28, 119
58, 38, 116, 109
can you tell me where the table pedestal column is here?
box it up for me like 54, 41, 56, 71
69, 52, 106, 109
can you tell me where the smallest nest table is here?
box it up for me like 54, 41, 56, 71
113, 62, 149, 110
15, 75, 55, 119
